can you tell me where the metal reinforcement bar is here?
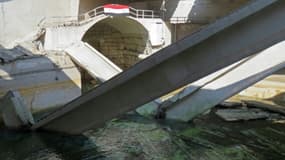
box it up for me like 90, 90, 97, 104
32, 0, 284, 134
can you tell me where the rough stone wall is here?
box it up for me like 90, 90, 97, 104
0, 0, 79, 48
83, 23, 148, 69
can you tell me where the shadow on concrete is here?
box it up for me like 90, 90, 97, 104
270, 67, 285, 75
0, 45, 81, 122
165, 0, 249, 23
164, 0, 180, 19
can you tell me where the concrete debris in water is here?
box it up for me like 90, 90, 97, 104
215, 108, 284, 122
0, 90, 35, 128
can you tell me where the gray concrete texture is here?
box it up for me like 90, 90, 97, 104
31, 0, 284, 134
0, 0, 79, 47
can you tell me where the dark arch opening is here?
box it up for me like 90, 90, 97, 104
82, 16, 151, 70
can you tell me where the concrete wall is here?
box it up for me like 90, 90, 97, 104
0, 0, 249, 47
78, 0, 249, 43
44, 26, 83, 50
170, 23, 201, 42
165, 0, 248, 22
0, 54, 81, 113
79, 0, 106, 14
135, 18, 171, 49
129, 1, 161, 10
167, 0, 248, 41
43, 15, 109, 51
0, 0, 79, 48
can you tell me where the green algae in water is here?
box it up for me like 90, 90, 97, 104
203, 145, 259, 160
180, 127, 203, 137
170, 150, 188, 160
0, 112, 285, 160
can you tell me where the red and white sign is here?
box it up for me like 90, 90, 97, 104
103, 4, 130, 15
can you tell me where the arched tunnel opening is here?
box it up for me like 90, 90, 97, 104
80, 16, 151, 91
82, 16, 151, 70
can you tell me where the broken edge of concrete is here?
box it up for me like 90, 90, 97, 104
0, 90, 35, 129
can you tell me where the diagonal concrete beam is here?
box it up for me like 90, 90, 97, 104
136, 57, 250, 116
65, 41, 122, 82
165, 42, 285, 121
32, 0, 285, 134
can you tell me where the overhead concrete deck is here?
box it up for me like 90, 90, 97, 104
31, 0, 285, 134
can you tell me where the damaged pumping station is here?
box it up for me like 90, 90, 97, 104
0, 0, 285, 159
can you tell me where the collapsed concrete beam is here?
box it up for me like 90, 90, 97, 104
137, 58, 249, 116
0, 91, 34, 128
32, 0, 285, 134
165, 42, 285, 121
65, 41, 122, 82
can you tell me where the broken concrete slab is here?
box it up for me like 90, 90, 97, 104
219, 101, 245, 108
65, 42, 122, 82
0, 47, 28, 63
215, 108, 271, 122
245, 100, 285, 115
0, 91, 35, 128
229, 95, 285, 116
165, 41, 285, 122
